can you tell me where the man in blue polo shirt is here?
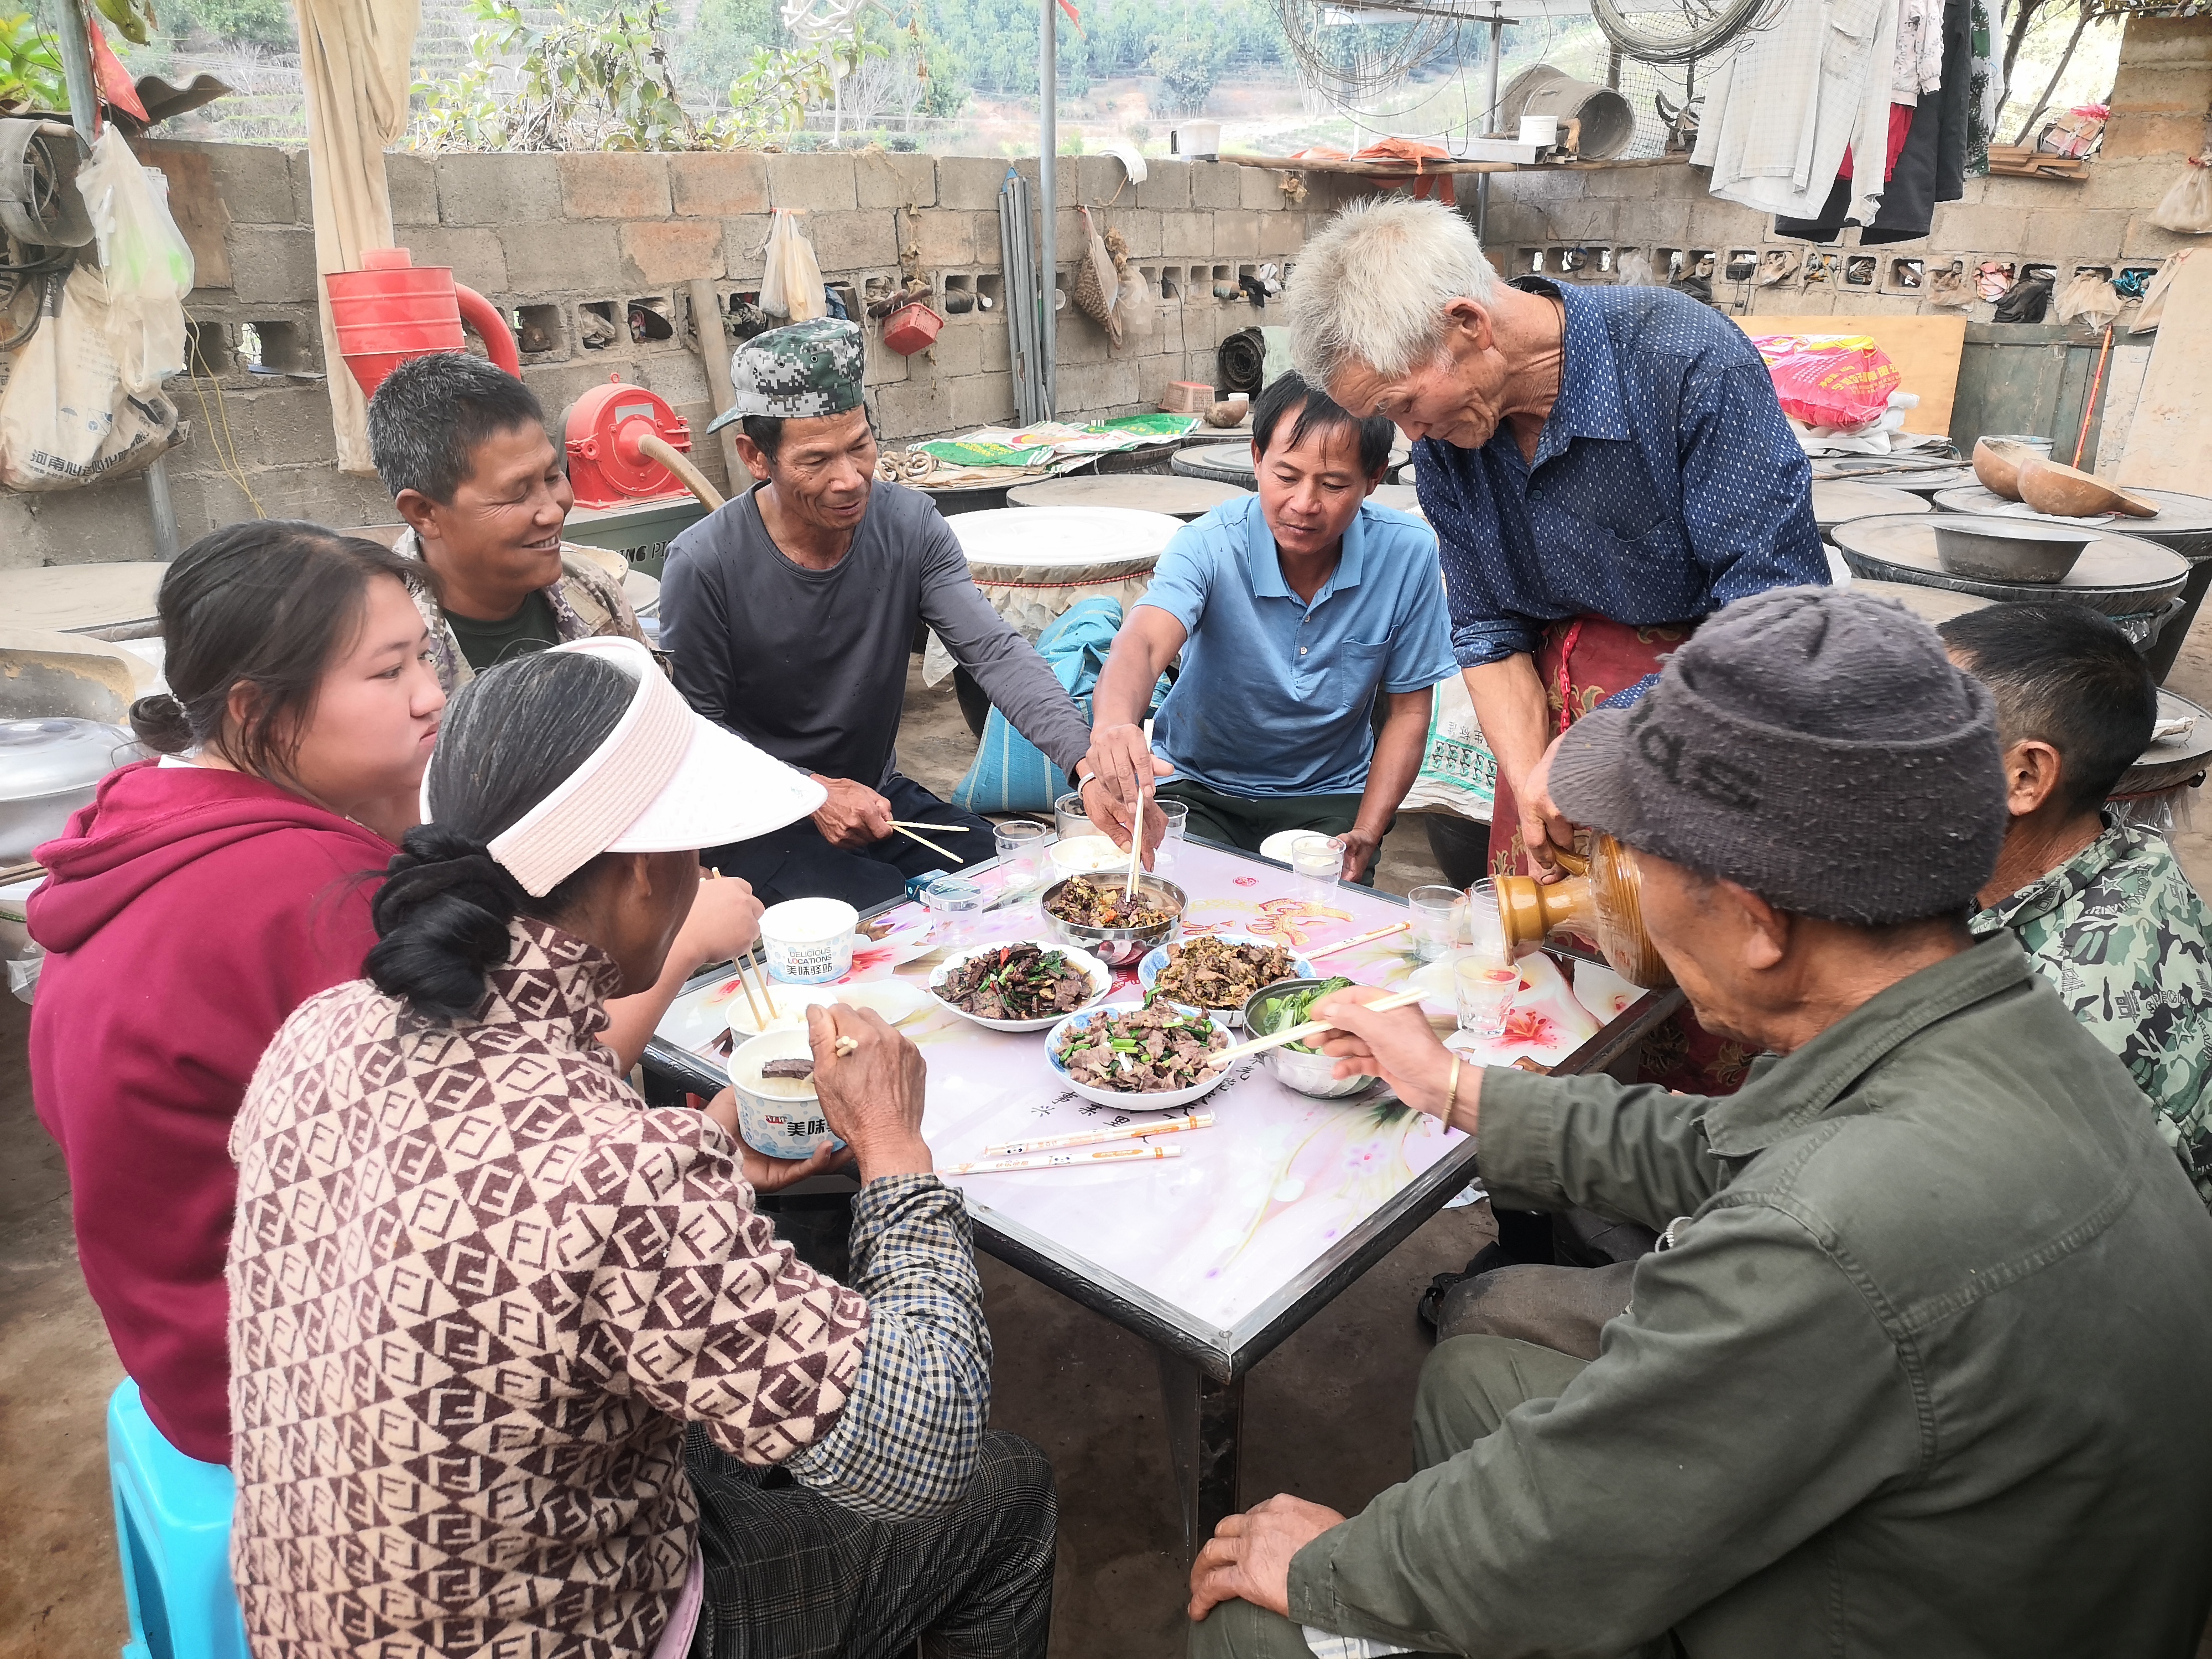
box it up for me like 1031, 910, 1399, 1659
1079, 373, 1455, 883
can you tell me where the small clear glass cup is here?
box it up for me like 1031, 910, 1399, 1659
1053, 791, 1090, 842
1408, 884, 1467, 962
922, 877, 987, 951
1455, 956, 1519, 1039
1289, 833, 1343, 899
1464, 879, 1508, 964
994, 819, 1049, 891
1155, 800, 1190, 867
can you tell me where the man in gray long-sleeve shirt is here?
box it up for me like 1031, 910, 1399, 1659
661, 320, 1091, 906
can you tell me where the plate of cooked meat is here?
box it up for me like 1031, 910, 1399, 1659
1137, 933, 1312, 1025
929, 939, 1112, 1032
1046, 998, 1233, 1108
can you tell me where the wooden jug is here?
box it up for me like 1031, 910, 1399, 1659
1494, 835, 1674, 990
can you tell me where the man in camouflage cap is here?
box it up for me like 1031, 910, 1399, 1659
662, 319, 1092, 906
706, 315, 868, 427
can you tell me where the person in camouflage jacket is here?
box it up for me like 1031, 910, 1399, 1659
1970, 812, 2212, 1204
1943, 602, 2212, 1209
367, 351, 650, 693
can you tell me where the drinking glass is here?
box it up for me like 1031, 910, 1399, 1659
1464, 879, 1508, 964
994, 819, 1049, 891
922, 877, 987, 951
1408, 885, 1467, 962
1454, 956, 1519, 1040
1053, 791, 1091, 842
1155, 800, 1190, 867
1290, 833, 1344, 902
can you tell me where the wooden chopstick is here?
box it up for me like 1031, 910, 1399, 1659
1203, 986, 1428, 1068
894, 823, 964, 864
747, 949, 780, 1020
889, 820, 971, 831
984, 1112, 1214, 1156
1305, 920, 1412, 961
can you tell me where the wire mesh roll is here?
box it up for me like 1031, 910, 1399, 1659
1590, 0, 1779, 66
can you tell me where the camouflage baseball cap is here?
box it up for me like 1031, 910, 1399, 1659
708, 317, 866, 429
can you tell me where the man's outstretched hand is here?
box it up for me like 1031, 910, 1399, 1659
811, 775, 894, 849
1187, 1494, 1345, 1623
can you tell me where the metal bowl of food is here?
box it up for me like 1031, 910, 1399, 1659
1240, 976, 1376, 1099
1040, 871, 1187, 966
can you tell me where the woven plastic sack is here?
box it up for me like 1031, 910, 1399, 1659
1749, 334, 1901, 434
0, 265, 182, 491
759, 210, 826, 321
75, 127, 191, 396
1399, 670, 1497, 822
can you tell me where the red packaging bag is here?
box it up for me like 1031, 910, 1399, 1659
1750, 333, 1901, 433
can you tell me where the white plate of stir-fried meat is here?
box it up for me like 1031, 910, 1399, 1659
1138, 933, 1313, 1025
929, 939, 1111, 1031
1046, 999, 1233, 1107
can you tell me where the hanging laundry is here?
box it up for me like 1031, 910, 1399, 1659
1692, 0, 1900, 225
1771, 0, 1970, 243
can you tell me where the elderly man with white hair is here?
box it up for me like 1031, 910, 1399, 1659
1287, 198, 1822, 958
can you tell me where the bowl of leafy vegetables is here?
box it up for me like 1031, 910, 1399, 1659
1241, 975, 1376, 1098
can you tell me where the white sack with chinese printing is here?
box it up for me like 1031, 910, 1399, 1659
0, 267, 182, 492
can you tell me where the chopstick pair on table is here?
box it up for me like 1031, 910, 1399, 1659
945, 1112, 1214, 1176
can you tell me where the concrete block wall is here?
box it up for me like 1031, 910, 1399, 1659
1476, 13, 2210, 324
0, 144, 1361, 570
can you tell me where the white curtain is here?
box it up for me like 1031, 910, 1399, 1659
293, 0, 419, 474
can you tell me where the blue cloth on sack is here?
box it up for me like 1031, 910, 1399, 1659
1413, 276, 1826, 702
953, 597, 1151, 814
1141, 494, 1456, 799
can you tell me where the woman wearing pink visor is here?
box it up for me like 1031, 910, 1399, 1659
225, 636, 1055, 1659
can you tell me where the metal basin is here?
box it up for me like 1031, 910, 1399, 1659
1933, 521, 2090, 584
1040, 872, 1186, 967
1239, 977, 1376, 1099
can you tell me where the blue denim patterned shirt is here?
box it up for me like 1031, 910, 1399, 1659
1413, 278, 1826, 688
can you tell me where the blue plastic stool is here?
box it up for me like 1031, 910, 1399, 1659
106, 1379, 248, 1659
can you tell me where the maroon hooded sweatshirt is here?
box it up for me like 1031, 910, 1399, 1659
29, 760, 394, 1465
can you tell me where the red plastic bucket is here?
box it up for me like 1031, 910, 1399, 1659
325, 247, 520, 398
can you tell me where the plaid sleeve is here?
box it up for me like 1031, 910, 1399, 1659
784, 1173, 991, 1520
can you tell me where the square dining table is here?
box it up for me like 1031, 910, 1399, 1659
643, 837, 1681, 1558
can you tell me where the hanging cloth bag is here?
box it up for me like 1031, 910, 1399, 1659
2148, 153, 2212, 237
759, 210, 827, 321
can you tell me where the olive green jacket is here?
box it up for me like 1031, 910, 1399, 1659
1289, 936, 2212, 1658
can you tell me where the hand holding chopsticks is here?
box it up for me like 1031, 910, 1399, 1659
1204, 986, 1428, 1068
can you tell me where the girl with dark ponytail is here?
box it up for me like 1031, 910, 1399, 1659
27, 520, 446, 1471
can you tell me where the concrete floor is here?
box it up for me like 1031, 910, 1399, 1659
9, 624, 2212, 1659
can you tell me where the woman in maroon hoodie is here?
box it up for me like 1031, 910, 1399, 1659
31, 522, 768, 1468
29, 521, 446, 1464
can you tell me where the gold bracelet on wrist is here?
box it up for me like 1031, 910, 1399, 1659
1446, 1054, 1462, 1118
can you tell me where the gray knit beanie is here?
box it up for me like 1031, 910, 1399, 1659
1547, 586, 2005, 924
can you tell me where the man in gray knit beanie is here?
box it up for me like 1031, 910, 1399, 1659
1186, 585, 2212, 1659
1547, 583, 2007, 925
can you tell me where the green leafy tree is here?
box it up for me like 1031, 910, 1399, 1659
167, 0, 294, 49
0, 13, 64, 114
412, 0, 831, 153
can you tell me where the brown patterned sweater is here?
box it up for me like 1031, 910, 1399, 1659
227, 920, 990, 1658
